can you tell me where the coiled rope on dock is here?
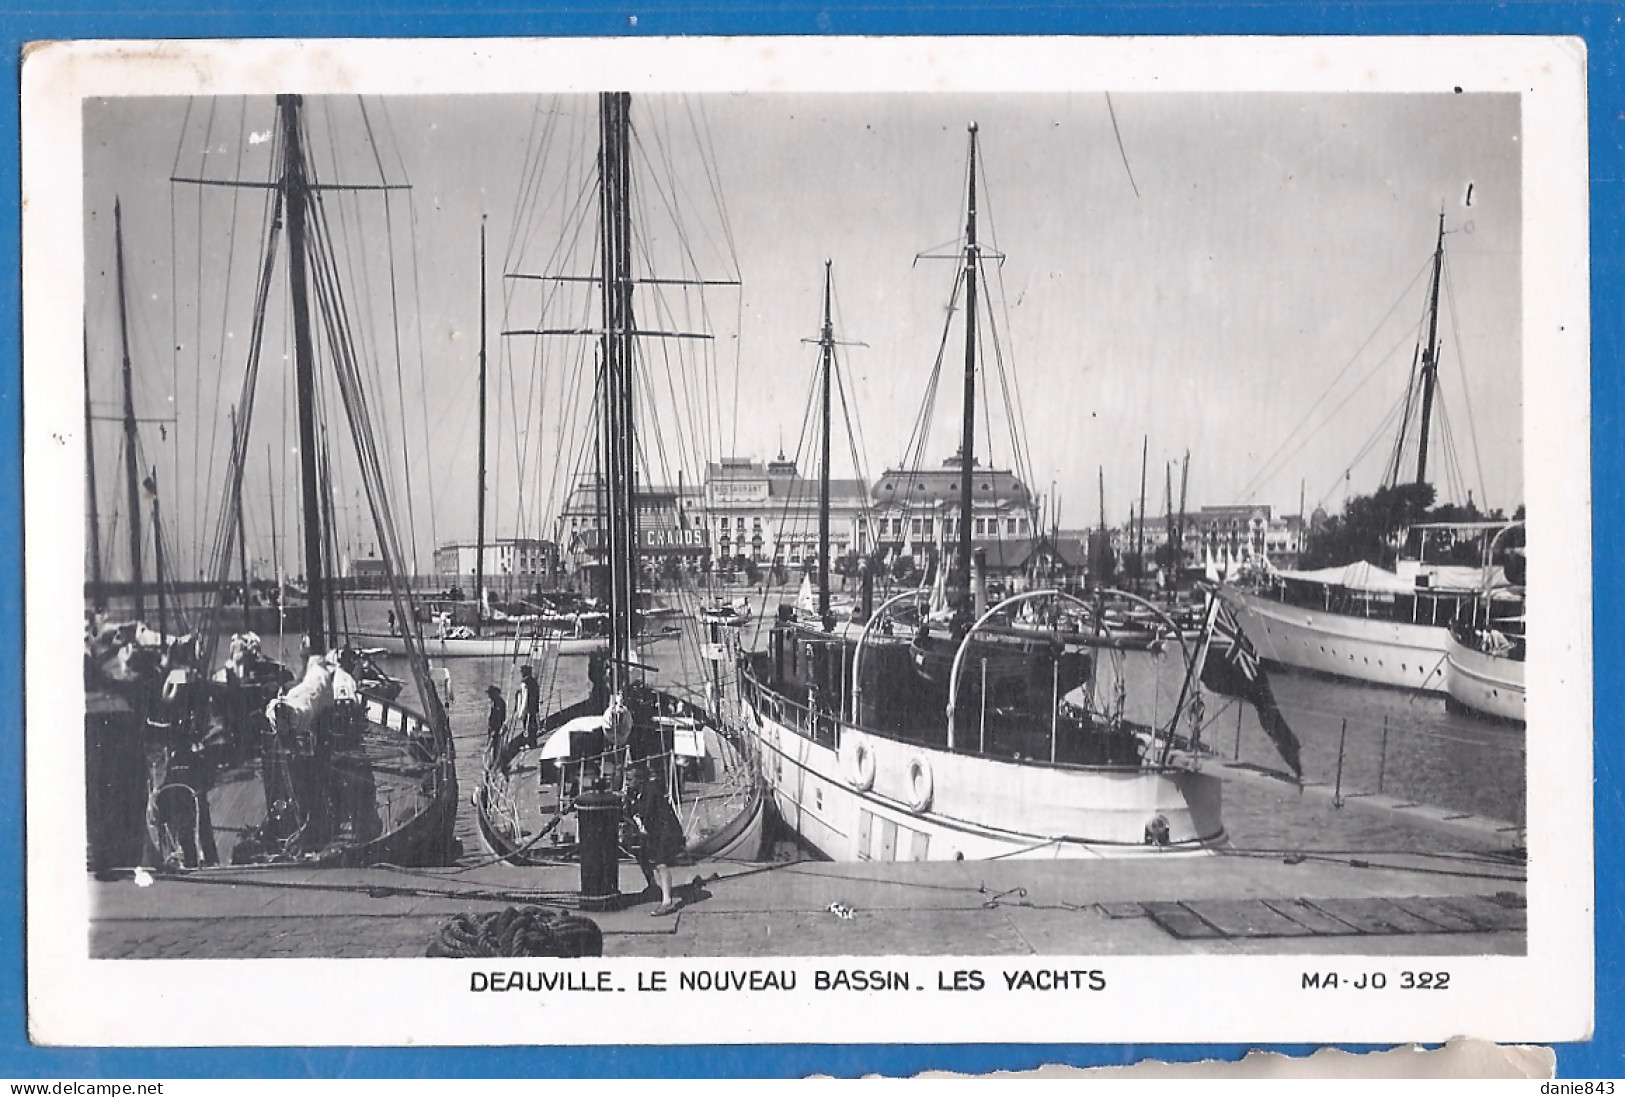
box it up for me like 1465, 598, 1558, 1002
426, 904, 604, 958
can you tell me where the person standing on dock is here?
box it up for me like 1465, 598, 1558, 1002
613, 684, 685, 917
485, 684, 507, 751
517, 664, 540, 746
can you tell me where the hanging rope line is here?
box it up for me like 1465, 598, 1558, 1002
1103, 92, 1141, 200
1239, 255, 1433, 504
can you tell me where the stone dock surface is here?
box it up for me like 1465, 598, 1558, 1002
90, 756, 1525, 959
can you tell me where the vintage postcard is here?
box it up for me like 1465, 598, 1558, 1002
23, 36, 1591, 1047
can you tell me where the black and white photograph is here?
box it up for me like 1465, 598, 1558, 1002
25, 37, 1591, 1046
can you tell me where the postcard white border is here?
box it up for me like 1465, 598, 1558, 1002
22, 35, 1593, 1046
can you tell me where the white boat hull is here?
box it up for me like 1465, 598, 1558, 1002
348, 630, 607, 659
1445, 634, 1525, 722
1226, 587, 1451, 693
742, 698, 1224, 861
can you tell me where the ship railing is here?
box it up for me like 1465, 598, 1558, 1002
943, 589, 1197, 757
742, 660, 1182, 775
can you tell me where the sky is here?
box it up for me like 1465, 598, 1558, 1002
82, 90, 1522, 581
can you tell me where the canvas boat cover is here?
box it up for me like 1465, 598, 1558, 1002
266, 655, 336, 737
1275, 559, 1507, 593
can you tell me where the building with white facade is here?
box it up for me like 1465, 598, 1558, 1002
705, 455, 870, 566
870, 454, 1038, 553
433, 538, 560, 594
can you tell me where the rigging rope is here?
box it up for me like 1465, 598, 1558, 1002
1442, 259, 1490, 508
1239, 256, 1433, 503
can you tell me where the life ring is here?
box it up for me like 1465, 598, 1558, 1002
845, 736, 876, 792
904, 756, 934, 814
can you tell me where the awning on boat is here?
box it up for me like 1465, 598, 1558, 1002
657, 716, 707, 759
540, 715, 610, 760
1275, 561, 1415, 593
1274, 559, 1507, 594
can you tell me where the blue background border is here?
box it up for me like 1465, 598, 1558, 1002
5, 0, 1616, 1079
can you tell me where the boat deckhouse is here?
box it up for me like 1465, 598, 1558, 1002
705, 455, 871, 567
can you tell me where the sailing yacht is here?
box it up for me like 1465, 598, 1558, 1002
474, 93, 765, 866
87, 95, 459, 870
1223, 215, 1525, 698
348, 223, 613, 661
741, 131, 1228, 860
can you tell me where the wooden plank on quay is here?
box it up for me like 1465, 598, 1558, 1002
1141, 901, 1224, 939
1184, 899, 1317, 938
1303, 898, 1452, 936
1428, 894, 1527, 933
1386, 896, 1481, 933
1262, 898, 1365, 936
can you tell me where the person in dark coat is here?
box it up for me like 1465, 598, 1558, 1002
627, 758, 685, 915
517, 664, 540, 745
485, 684, 507, 751
614, 684, 686, 915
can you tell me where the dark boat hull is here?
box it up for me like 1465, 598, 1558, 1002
140, 684, 458, 871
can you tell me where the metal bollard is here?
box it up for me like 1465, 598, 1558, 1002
576, 791, 623, 912
1377, 714, 1390, 795
1332, 717, 1348, 809
979, 658, 988, 755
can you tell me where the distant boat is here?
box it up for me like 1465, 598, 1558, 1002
1444, 620, 1525, 722
741, 144, 1226, 861
1444, 524, 1525, 722
349, 612, 612, 659
1225, 525, 1521, 694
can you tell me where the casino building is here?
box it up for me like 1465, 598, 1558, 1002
704, 454, 872, 568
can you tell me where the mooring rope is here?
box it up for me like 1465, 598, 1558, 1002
426, 905, 603, 958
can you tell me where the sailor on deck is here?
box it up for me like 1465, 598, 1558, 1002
517, 664, 540, 745
485, 684, 508, 750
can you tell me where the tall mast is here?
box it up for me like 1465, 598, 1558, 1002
474, 217, 488, 634
956, 124, 981, 613
278, 94, 329, 653
1136, 435, 1148, 582
1298, 477, 1306, 557
1414, 211, 1446, 487
1163, 461, 1175, 585
231, 405, 251, 634
267, 444, 281, 614
147, 468, 167, 641
817, 259, 834, 626
84, 330, 105, 611
599, 91, 637, 683
1177, 450, 1190, 571
114, 199, 145, 620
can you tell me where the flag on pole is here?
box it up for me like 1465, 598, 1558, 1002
1198, 585, 1303, 779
